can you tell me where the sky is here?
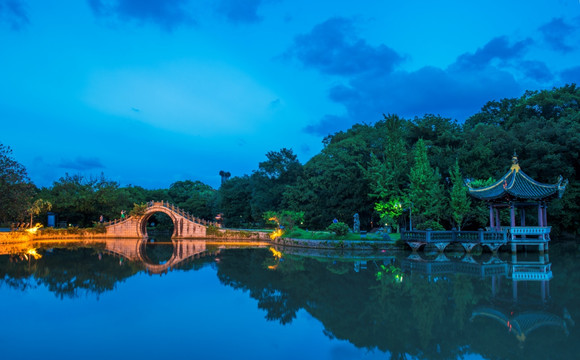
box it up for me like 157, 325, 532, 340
1, 0, 579, 189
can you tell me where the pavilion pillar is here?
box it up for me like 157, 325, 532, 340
489, 205, 495, 229
543, 205, 548, 227
538, 203, 544, 227
494, 208, 500, 230
520, 208, 526, 227
510, 203, 516, 228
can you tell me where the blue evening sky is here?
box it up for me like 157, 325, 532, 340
1, 0, 579, 189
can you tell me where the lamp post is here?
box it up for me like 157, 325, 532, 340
409, 202, 413, 231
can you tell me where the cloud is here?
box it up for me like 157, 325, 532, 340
560, 66, 580, 84
539, 17, 577, 53
304, 114, 352, 136
0, 0, 29, 30
215, 0, 263, 24
296, 29, 529, 136
87, 0, 195, 30
452, 36, 533, 71
518, 60, 553, 82
285, 17, 404, 76
268, 98, 282, 110
58, 156, 105, 171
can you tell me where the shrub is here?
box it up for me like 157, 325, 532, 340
206, 225, 221, 236
415, 220, 445, 231
129, 203, 148, 217
327, 222, 350, 236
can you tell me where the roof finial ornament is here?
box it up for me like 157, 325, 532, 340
511, 151, 520, 172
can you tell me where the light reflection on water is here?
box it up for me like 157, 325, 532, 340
0, 238, 578, 360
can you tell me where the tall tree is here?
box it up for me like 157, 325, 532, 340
168, 180, 216, 220
449, 160, 471, 230
0, 144, 35, 224
408, 139, 445, 227
250, 148, 302, 222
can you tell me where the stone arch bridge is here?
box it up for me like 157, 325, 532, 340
104, 201, 220, 238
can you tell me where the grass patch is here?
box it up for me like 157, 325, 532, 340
283, 228, 399, 241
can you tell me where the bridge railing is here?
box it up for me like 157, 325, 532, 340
104, 201, 221, 228
149, 200, 220, 228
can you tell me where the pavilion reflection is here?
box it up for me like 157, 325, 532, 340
401, 251, 574, 349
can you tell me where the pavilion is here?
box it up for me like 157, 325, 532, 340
466, 153, 567, 252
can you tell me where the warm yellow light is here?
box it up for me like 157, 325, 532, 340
269, 247, 282, 259
26, 248, 42, 260
25, 223, 43, 234
269, 228, 284, 240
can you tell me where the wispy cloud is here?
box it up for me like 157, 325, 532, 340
0, 0, 29, 30
58, 156, 105, 171
215, 0, 264, 24
539, 17, 578, 53
87, 0, 195, 31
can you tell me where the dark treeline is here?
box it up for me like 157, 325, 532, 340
1, 85, 579, 235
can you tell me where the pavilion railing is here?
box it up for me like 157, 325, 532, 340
401, 229, 508, 244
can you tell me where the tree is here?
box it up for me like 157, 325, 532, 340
449, 160, 470, 230
28, 199, 52, 228
285, 128, 374, 229
263, 210, 304, 231
250, 148, 302, 223
217, 175, 253, 227
168, 180, 216, 220
42, 173, 124, 227
374, 199, 404, 231
408, 139, 446, 226
0, 144, 35, 224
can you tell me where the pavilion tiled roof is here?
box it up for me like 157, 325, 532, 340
466, 155, 568, 202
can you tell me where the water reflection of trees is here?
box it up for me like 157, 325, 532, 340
215, 247, 578, 360
0, 242, 215, 298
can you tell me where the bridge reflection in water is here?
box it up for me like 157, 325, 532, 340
102, 238, 217, 274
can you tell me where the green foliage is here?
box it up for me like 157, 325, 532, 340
262, 210, 304, 230
206, 225, 221, 236
408, 139, 446, 224
374, 199, 404, 231
249, 148, 303, 223
28, 198, 52, 226
285, 126, 374, 229
327, 222, 350, 236
91, 222, 107, 234
376, 264, 404, 284
449, 160, 471, 230
129, 203, 147, 217
415, 220, 445, 231
217, 175, 253, 227
0, 143, 35, 223
168, 180, 216, 220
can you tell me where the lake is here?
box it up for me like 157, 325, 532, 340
0, 238, 578, 360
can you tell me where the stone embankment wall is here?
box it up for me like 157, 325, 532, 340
272, 237, 400, 250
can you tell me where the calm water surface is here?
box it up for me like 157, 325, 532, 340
0, 238, 578, 360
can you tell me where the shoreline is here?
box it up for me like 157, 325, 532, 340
0, 231, 399, 251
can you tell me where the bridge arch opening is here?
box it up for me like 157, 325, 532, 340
140, 211, 175, 238
141, 238, 175, 266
